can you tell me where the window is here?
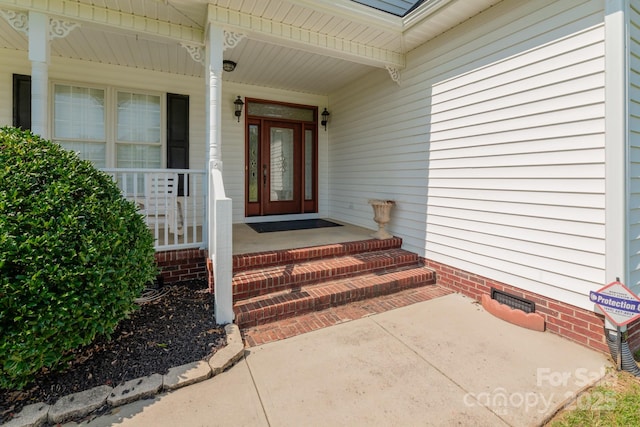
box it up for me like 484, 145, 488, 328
53, 83, 164, 169
116, 91, 161, 169
54, 84, 106, 168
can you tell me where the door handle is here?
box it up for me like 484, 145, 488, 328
263, 164, 267, 185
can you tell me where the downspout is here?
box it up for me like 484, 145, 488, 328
606, 330, 640, 376
604, 0, 639, 375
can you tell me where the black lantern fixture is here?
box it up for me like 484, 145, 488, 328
321, 108, 330, 131
234, 96, 244, 123
223, 60, 237, 72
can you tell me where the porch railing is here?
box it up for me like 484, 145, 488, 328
102, 168, 206, 251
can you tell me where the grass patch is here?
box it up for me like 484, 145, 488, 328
548, 371, 640, 426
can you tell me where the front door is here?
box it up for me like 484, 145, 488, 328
263, 121, 301, 215
245, 99, 318, 217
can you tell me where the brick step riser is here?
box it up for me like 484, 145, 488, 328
233, 254, 420, 301
235, 273, 435, 329
233, 237, 403, 272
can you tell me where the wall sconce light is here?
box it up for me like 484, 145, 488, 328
234, 96, 244, 123
321, 108, 330, 131
223, 60, 237, 72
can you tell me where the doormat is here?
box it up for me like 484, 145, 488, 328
247, 219, 343, 233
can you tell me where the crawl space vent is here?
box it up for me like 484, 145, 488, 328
491, 288, 535, 313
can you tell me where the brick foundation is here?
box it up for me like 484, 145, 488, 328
154, 248, 207, 284
207, 257, 214, 293
151, 247, 640, 356
422, 258, 616, 354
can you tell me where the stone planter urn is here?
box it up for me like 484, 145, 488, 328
368, 199, 395, 240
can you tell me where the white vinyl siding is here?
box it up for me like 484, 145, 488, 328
328, 0, 606, 309
629, 0, 640, 295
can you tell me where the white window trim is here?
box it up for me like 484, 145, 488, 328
50, 80, 166, 168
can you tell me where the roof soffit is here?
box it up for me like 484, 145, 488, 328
0, 0, 503, 92
206, 3, 405, 69
0, 0, 204, 44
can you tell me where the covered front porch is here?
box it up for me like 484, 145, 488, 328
0, 0, 503, 325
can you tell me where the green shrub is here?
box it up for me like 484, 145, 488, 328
0, 126, 157, 389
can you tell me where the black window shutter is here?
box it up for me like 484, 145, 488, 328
13, 74, 31, 130
167, 93, 189, 196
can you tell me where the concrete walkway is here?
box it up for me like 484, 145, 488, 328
68, 293, 610, 427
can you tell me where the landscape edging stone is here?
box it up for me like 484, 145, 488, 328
48, 385, 112, 424
4, 323, 244, 427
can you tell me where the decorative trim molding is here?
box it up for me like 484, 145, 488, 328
223, 30, 246, 51
49, 18, 79, 39
0, 9, 28, 35
181, 42, 205, 65
386, 65, 401, 85
0, 10, 80, 39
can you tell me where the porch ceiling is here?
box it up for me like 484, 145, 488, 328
0, 0, 501, 95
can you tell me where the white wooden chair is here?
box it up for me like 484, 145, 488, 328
141, 172, 184, 236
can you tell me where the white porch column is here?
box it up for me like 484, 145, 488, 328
28, 11, 49, 138
206, 25, 223, 166
206, 22, 234, 324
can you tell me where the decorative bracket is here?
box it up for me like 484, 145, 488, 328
182, 30, 245, 65
386, 65, 401, 86
0, 10, 79, 39
49, 18, 80, 39
0, 10, 28, 35
181, 43, 205, 65
223, 30, 246, 51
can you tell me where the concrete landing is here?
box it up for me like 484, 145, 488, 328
68, 293, 610, 427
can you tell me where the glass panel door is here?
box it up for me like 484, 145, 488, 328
244, 99, 318, 217
262, 121, 301, 215
270, 127, 294, 202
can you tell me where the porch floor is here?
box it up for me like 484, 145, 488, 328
232, 219, 375, 254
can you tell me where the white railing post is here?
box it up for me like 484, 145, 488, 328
209, 167, 234, 324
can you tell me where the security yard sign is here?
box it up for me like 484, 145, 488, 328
589, 281, 640, 327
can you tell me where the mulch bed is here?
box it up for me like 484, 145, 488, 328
0, 279, 226, 425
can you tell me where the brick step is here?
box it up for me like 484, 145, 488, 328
233, 248, 420, 301
234, 265, 436, 329
232, 237, 402, 272
242, 285, 453, 347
